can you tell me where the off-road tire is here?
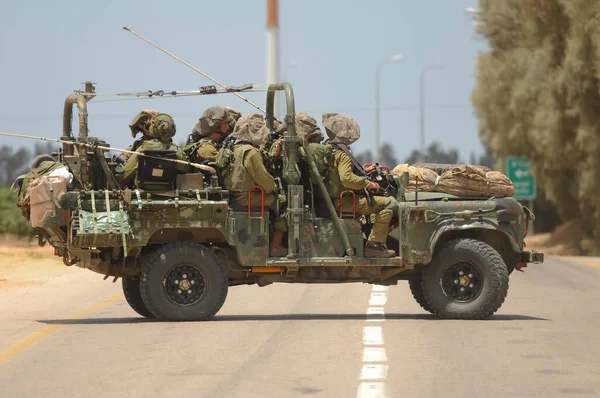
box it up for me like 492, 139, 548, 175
140, 242, 228, 321
408, 272, 433, 314
122, 277, 155, 318
422, 238, 509, 320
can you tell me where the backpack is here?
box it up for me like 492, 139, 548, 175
306, 143, 333, 180
12, 159, 64, 220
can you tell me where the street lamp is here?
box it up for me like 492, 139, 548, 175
375, 54, 403, 163
419, 64, 444, 162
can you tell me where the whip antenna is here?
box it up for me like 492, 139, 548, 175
122, 25, 270, 116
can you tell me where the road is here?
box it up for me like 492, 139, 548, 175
0, 256, 599, 398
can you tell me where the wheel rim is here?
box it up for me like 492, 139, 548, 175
440, 262, 483, 303
163, 264, 207, 306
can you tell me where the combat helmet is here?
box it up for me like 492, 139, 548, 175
322, 113, 360, 145
230, 113, 268, 147
129, 109, 160, 137
225, 107, 242, 133
192, 106, 230, 137
148, 113, 176, 141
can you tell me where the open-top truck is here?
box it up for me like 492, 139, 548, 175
20, 82, 543, 321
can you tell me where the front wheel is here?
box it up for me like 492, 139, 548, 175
422, 238, 509, 320
408, 272, 433, 314
140, 242, 229, 321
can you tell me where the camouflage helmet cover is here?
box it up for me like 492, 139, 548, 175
148, 113, 177, 140
225, 107, 242, 125
230, 113, 268, 147
193, 106, 229, 137
129, 109, 160, 137
322, 113, 360, 145
276, 112, 323, 142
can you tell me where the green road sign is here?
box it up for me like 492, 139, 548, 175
506, 156, 536, 200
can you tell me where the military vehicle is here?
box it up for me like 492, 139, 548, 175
16, 81, 543, 321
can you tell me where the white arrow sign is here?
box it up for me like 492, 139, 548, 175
514, 169, 530, 179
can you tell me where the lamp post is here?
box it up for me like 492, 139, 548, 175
375, 54, 403, 163
419, 64, 443, 161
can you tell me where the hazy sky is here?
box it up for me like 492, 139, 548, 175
0, 0, 485, 163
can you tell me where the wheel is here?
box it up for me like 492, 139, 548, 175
122, 277, 155, 318
408, 272, 433, 314
140, 242, 228, 321
422, 238, 509, 320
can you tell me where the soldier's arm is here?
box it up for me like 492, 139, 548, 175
337, 152, 370, 190
120, 153, 139, 186
196, 144, 219, 163
245, 149, 277, 194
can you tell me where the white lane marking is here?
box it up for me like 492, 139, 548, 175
369, 292, 388, 306
358, 285, 390, 398
360, 364, 389, 380
362, 326, 383, 345
366, 307, 385, 322
363, 347, 388, 362
357, 382, 386, 398
371, 285, 389, 292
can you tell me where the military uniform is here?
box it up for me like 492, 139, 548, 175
224, 113, 287, 256
322, 113, 399, 258
186, 106, 242, 163
118, 113, 186, 188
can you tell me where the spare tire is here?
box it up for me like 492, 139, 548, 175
411, 163, 491, 175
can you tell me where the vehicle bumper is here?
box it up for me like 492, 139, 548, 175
519, 250, 544, 264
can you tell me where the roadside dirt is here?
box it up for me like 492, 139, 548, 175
525, 219, 591, 256
0, 235, 68, 291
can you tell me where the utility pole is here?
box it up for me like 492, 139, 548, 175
375, 54, 403, 163
419, 64, 443, 162
266, 0, 280, 118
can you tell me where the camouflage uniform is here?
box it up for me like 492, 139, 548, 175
224, 113, 286, 256
322, 113, 399, 257
184, 106, 242, 163
119, 114, 186, 188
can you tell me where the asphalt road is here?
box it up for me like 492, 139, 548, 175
0, 256, 599, 398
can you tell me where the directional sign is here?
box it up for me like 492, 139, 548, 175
506, 156, 536, 200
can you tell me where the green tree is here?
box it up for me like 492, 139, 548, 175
472, 0, 600, 240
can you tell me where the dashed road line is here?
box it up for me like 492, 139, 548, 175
357, 285, 389, 398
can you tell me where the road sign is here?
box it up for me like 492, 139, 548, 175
506, 156, 536, 200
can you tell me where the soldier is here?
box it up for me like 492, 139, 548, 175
224, 113, 287, 256
322, 113, 399, 258
118, 113, 187, 188
183, 106, 241, 163
118, 109, 160, 163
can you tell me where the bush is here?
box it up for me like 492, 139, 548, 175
0, 187, 34, 237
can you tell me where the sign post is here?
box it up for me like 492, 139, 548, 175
506, 156, 536, 234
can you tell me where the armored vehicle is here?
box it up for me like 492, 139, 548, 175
19, 82, 543, 321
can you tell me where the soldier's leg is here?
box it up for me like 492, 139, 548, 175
354, 196, 399, 257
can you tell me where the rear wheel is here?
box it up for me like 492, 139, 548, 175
122, 277, 154, 318
422, 238, 509, 320
408, 272, 433, 314
140, 242, 228, 321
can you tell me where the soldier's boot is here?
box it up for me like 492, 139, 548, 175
269, 230, 287, 257
364, 242, 395, 258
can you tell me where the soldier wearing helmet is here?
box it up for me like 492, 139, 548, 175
117, 109, 160, 163
223, 113, 287, 256
118, 113, 187, 188
183, 106, 241, 163
322, 113, 399, 258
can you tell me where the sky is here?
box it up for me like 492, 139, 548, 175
0, 0, 485, 163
